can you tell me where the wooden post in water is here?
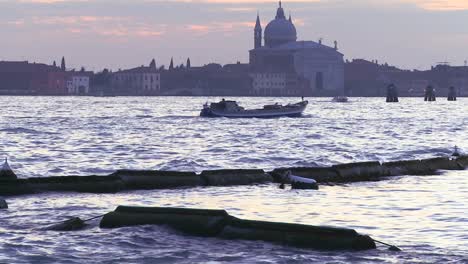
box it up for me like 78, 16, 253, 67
448, 86, 457, 101
386, 84, 399, 102
424, 85, 436, 101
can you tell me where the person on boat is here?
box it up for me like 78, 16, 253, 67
220, 98, 227, 109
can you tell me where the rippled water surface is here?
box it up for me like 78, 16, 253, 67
0, 96, 467, 263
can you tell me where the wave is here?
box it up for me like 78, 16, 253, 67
0, 127, 54, 135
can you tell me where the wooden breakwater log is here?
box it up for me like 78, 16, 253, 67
420, 157, 463, 171
0, 198, 8, 209
0, 179, 35, 196
27, 175, 125, 194
332, 162, 384, 182
99, 206, 376, 251
456, 155, 468, 169
220, 217, 376, 251
110, 170, 202, 189
382, 160, 435, 176
100, 206, 229, 236
200, 169, 273, 186
270, 167, 339, 183
45, 217, 86, 231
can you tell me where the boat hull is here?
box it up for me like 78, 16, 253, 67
200, 101, 308, 118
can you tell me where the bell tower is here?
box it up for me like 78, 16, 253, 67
254, 13, 262, 49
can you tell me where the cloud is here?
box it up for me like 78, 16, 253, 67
224, 7, 256, 12
406, 0, 468, 11
186, 21, 254, 35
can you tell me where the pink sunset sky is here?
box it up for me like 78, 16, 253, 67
1, 0, 468, 71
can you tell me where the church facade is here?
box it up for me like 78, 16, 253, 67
249, 2, 344, 96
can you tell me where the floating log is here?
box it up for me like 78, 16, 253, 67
0, 198, 7, 209
271, 167, 339, 183
100, 206, 229, 236
110, 170, 202, 189
382, 160, 435, 176
27, 175, 125, 193
99, 206, 376, 251
220, 216, 376, 250
332, 161, 384, 181
0, 179, 35, 196
45, 217, 86, 231
0, 176, 123, 196
200, 169, 273, 186
1, 155, 467, 197
420, 157, 463, 171
0, 158, 17, 180
457, 155, 468, 169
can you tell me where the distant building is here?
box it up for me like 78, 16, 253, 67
344, 59, 403, 96
161, 62, 252, 96
344, 60, 468, 97
111, 64, 161, 95
388, 64, 468, 97
67, 71, 92, 95
250, 72, 302, 96
0, 61, 66, 95
249, 2, 344, 96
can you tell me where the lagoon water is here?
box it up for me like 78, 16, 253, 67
0, 96, 467, 263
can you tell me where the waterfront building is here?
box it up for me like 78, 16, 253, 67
249, 2, 344, 96
66, 71, 92, 95
250, 72, 302, 96
111, 63, 161, 95
0, 61, 66, 95
345, 59, 468, 97
161, 62, 252, 96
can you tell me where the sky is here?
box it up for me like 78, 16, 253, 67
1, 0, 468, 71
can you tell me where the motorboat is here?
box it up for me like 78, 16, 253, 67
332, 96, 349, 103
200, 99, 308, 118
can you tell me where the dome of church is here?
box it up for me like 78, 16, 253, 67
264, 2, 297, 47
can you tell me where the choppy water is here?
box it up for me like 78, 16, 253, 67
0, 96, 467, 263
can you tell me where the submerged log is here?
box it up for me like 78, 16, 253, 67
100, 206, 229, 236
110, 170, 202, 189
99, 206, 376, 251
0, 198, 7, 209
45, 217, 86, 231
200, 169, 273, 186
220, 216, 376, 250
